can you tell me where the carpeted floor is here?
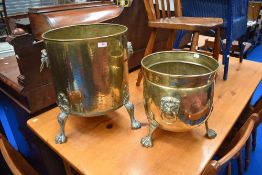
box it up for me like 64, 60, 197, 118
246, 45, 262, 63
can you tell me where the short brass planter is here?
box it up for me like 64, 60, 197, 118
140, 51, 219, 147
42, 23, 141, 144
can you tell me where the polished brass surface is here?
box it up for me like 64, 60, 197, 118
141, 51, 219, 147
116, 0, 132, 7
42, 23, 141, 144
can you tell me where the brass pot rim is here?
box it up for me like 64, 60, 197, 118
42, 23, 128, 42
141, 50, 219, 78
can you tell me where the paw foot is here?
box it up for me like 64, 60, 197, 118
55, 134, 67, 144
141, 136, 153, 148
131, 119, 141, 129
206, 129, 217, 139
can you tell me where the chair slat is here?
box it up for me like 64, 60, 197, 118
155, 0, 161, 19
160, 0, 166, 17
166, 0, 171, 17
174, 0, 182, 16
145, 0, 157, 21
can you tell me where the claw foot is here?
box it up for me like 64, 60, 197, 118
206, 129, 217, 139
55, 134, 67, 144
141, 136, 153, 148
131, 119, 141, 129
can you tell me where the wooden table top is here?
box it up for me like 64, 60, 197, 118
27, 58, 262, 175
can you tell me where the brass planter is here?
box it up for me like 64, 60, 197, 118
140, 51, 219, 147
42, 23, 141, 144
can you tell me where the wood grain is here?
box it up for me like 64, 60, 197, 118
27, 58, 262, 175
28, 2, 123, 40
149, 17, 223, 31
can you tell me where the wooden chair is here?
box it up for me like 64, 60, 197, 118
136, 0, 223, 86
0, 134, 38, 175
201, 113, 258, 175
216, 95, 262, 172
242, 95, 262, 171
241, 95, 262, 171
251, 96, 262, 151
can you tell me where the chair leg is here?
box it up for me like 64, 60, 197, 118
237, 151, 243, 175
238, 36, 244, 63
213, 27, 221, 61
166, 30, 176, 50
136, 69, 144, 87
252, 129, 257, 151
226, 162, 232, 175
245, 137, 251, 171
136, 29, 157, 86
190, 31, 199, 52
145, 29, 158, 56
223, 37, 232, 80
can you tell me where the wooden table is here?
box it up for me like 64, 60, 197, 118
27, 58, 262, 175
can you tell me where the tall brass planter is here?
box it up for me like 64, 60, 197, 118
42, 23, 141, 144
140, 51, 219, 147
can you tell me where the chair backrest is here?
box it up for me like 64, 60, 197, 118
181, 0, 248, 20
254, 96, 262, 127
201, 113, 258, 175
181, 0, 248, 39
143, 0, 182, 21
0, 134, 38, 175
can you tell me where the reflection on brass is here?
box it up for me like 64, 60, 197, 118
116, 0, 133, 7
141, 51, 219, 147
42, 23, 141, 144
68, 91, 83, 104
